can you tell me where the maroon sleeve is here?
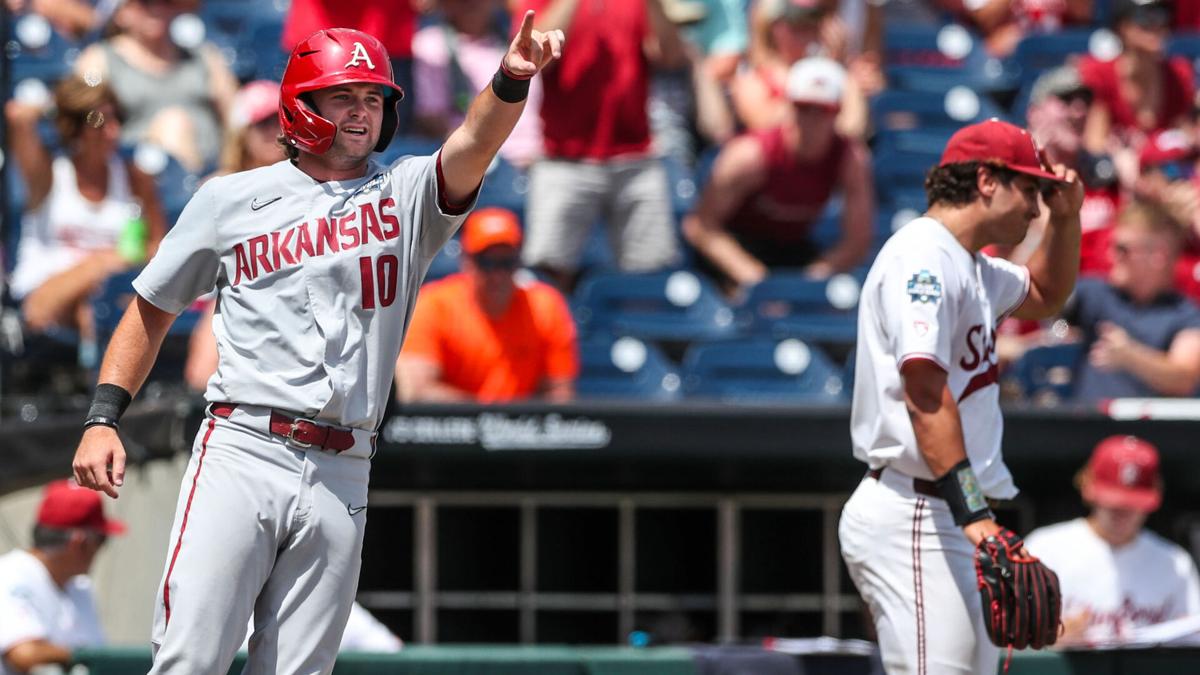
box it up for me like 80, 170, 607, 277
1165, 57, 1196, 128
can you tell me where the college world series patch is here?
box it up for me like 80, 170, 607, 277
907, 270, 942, 303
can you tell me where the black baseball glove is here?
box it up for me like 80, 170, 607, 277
975, 528, 1063, 650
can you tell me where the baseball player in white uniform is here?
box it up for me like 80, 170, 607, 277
839, 119, 1084, 674
71, 15, 563, 675
1025, 435, 1200, 646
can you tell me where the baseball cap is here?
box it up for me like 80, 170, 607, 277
1114, 0, 1171, 27
1082, 435, 1162, 513
1139, 128, 1198, 171
36, 480, 127, 535
939, 119, 1065, 182
786, 57, 846, 109
462, 208, 522, 256
1029, 65, 1090, 107
231, 80, 280, 129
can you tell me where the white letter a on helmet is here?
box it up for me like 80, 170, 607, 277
345, 42, 375, 70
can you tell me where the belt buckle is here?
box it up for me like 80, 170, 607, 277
286, 417, 317, 449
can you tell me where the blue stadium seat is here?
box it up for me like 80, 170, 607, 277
738, 273, 861, 345
1009, 29, 1098, 91
92, 271, 201, 346
576, 335, 682, 401
883, 23, 1014, 93
246, 17, 288, 81
378, 135, 443, 165
424, 238, 463, 282
8, 15, 76, 85
873, 147, 941, 205
871, 89, 1007, 140
476, 156, 527, 219
1167, 32, 1200, 75
572, 270, 739, 342
663, 155, 700, 221
128, 145, 200, 228
1006, 342, 1084, 403
682, 337, 846, 403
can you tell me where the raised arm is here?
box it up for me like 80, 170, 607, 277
439, 10, 564, 204
72, 297, 177, 498
680, 137, 769, 287
1014, 165, 1084, 320
4, 100, 53, 211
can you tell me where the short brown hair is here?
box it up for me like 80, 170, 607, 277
924, 161, 1021, 207
277, 134, 300, 161
1115, 199, 1184, 248
53, 76, 120, 144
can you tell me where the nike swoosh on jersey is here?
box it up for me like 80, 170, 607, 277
347, 503, 367, 516
250, 196, 283, 211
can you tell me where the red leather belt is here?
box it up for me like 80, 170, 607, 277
867, 467, 940, 500
209, 403, 356, 453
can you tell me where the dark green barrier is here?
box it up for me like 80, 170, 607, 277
72, 646, 1200, 675
73, 646, 696, 675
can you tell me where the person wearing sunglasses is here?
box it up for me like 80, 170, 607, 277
396, 207, 578, 403
0, 480, 126, 675
1064, 199, 1200, 404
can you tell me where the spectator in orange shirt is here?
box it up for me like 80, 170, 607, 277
395, 208, 579, 403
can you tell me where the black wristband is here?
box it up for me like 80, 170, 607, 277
86, 383, 132, 428
934, 459, 992, 527
491, 64, 531, 103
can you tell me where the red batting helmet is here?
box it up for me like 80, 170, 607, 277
279, 28, 405, 155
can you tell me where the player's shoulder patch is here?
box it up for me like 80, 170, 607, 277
906, 269, 943, 304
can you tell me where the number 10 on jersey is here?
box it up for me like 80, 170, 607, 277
360, 255, 399, 309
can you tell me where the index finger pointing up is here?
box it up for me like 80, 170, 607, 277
519, 10, 535, 42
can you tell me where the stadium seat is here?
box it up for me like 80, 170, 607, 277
1167, 32, 1200, 74
883, 23, 1014, 93
572, 270, 739, 342
424, 238, 463, 282
8, 14, 76, 85
681, 337, 846, 403
871, 89, 1007, 140
128, 144, 200, 228
91, 271, 201, 380
1005, 342, 1084, 404
663, 155, 700, 221
378, 135, 443, 164
738, 273, 861, 346
873, 147, 942, 205
1009, 29, 1102, 91
476, 156, 527, 219
576, 335, 682, 401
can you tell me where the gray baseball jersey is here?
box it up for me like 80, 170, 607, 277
134, 153, 472, 430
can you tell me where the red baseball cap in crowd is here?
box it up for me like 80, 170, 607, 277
231, 79, 281, 129
1138, 129, 1198, 171
1081, 435, 1163, 513
939, 119, 1065, 183
462, 208, 523, 256
36, 480, 127, 535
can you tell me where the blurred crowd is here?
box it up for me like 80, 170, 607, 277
5, 0, 1200, 411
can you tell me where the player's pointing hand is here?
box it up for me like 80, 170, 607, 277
503, 10, 564, 79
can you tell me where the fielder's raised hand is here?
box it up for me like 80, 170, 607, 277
503, 10, 564, 79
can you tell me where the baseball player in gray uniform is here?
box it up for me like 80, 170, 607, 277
71, 15, 563, 674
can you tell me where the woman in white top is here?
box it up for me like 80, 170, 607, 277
5, 75, 166, 339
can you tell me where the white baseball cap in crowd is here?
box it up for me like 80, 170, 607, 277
785, 56, 846, 110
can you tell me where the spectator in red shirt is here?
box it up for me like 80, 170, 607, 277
513, 0, 688, 291
1080, 0, 1193, 180
682, 57, 873, 294
937, 0, 1092, 57
1132, 130, 1200, 303
282, 0, 425, 131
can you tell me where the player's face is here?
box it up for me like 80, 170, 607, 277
1091, 505, 1148, 544
310, 83, 386, 165
991, 172, 1042, 245
465, 244, 519, 308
